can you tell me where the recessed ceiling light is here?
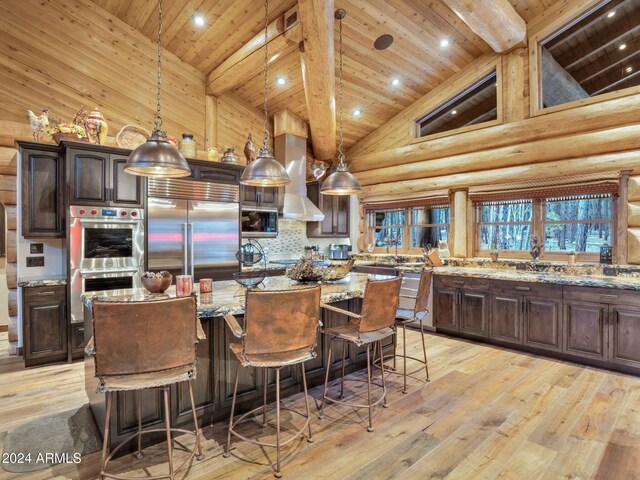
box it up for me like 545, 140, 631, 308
440, 39, 450, 48
607, 10, 616, 18
391, 78, 400, 86
619, 43, 627, 50
275, 76, 287, 86
626, 66, 633, 73
353, 109, 362, 116
451, 110, 457, 115
193, 14, 205, 27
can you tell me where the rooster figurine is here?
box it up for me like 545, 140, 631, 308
27, 108, 49, 142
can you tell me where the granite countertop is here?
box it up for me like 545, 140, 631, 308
432, 267, 640, 291
18, 277, 67, 287
82, 272, 392, 317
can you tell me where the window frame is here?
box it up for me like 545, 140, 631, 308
529, 0, 640, 118
366, 204, 451, 255
473, 195, 617, 262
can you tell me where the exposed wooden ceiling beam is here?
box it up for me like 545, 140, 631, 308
299, 0, 336, 162
206, 9, 302, 96
441, 0, 526, 53
541, 47, 589, 108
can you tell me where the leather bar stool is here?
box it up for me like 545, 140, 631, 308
318, 276, 402, 432
87, 296, 205, 480
375, 270, 432, 393
222, 285, 321, 478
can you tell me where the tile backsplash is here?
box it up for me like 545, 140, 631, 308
242, 219, 350, 261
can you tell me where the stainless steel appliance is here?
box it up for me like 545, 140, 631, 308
69, 206, 145, 324
328, 244, 351, 260
147, 177, 240, 281
241, 208, 278, 237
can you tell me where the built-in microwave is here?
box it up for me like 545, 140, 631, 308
241, 208, 278, 238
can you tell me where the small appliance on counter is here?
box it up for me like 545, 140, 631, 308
328, 244, 351, 260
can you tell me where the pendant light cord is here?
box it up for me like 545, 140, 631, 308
262, 0, 270, 151
153, 0, 164, 135
337, 14, 345, 165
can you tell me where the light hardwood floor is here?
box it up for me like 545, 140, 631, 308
0, 331, 638, 480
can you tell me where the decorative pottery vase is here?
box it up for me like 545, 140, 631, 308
244, 133, 256, 163
221, 147, 239, 164
207, 147, 221, 161
490, 252, 499, 262
179, 133, 197, 158
84, 108, 108, 145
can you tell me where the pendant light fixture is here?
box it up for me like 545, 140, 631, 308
321, 9, 362, 196
124, 0, 190, 178
240, 0, 290, 186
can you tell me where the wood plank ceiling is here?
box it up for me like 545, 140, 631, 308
92, 0, 545, 150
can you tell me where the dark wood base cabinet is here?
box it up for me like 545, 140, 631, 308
85, 298, 394, 454
433, 276, 640, 375
23, 286, 67, 367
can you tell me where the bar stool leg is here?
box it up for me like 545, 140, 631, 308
188, 381, 204, 460
262, 369, 268, 427
100, 391, 112, 479
135, 390, 143, 459
224, 363, 240, 458
300, 362, 313, 443
402, 324, 408, 394
420, 317, 430, 381
365, 344, 374, 432
275, 368, 282, 478
163, 388, 174, 480
392, 330, 397, 371
339, 340, 346, 399
319, 339, 333, 420
379, 341, 388, 408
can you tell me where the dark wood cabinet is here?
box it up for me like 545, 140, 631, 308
609, 306, 640, 369
20, 145, 65, 238
433, 287, 458, 331
70, 323, 86, 360
490, 293, 522, 343
23, 285, 67, 367
68, 148, 144, 207
306, 182, 350, 238
460, 290, 489, 337
524, 297, 562, 351
433, 277, 489, 335
241, 185, 279, 209
564, 300, 608, 360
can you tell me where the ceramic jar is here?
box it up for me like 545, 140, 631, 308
207, 147, 221, 162
84, 108, 108, 145
221, 147, 239, 164
176, 275, 193, 297
199, 278, 212, 293
179, 133, 197, 158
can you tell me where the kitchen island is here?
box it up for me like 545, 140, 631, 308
82, 273, 395, 453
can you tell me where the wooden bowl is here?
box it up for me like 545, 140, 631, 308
141, 272, 172, 293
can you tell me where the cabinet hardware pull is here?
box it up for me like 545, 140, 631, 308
599, 294, 617, 300
36, 291, 56, 296
515, 286, 531, 291
452, 280, 464, 285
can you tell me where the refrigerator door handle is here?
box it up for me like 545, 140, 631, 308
182, 223, 189, 275
189, 223, 195, 279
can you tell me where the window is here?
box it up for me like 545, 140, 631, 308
543, 195, 613, 252
473, 193, 615, 259
367, 203, 450, 253
417, 71, 498, 138
540, 0, 640, 109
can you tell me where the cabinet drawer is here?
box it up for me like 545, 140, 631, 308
563, 286, 640, 307
490, 280, 562, 299
23, 285, 66, 301
434, 275, 489, 291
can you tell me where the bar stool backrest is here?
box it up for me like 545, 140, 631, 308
359, 277, 402, 333
243, 286, 321, 355
92, 296, 198, 376
414, 270, 433, 315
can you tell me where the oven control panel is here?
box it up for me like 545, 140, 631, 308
70, 206, 144, 220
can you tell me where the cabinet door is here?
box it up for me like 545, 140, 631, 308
524, 297, 562, 352
257, 187, 278, 208
69, 149, 109, 204
460, 291, 489, 337
21, 148, 64, 237
433, 288, 458, 331
564, 301, 608, 360
241, 185, 258, 205
490, 293, 522, 343
23, 296, 67, 367
334, 195, 350, 236
111, 155, 143, 207
609, 306, 640, 369
71, 323, 86, 360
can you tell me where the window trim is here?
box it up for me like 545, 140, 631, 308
412, 61, 503, 143
528, 0, 640, 118
473, 195, 617, 262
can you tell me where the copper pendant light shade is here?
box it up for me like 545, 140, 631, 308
321, 9, 362, 196
124, 0, 191, 178
239, 0, 290, 187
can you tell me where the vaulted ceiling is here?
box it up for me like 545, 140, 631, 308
91, 0, 547, 150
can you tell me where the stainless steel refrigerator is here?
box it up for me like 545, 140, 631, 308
147, 178, 240, 281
